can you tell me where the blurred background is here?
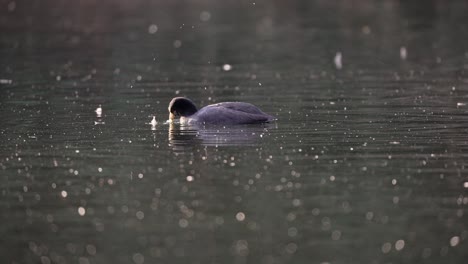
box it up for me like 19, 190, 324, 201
1, 1, 468, 264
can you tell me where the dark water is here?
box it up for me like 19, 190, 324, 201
1, 1, 468, 263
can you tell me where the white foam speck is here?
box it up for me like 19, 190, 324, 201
150, 116, 157, 126
0, 79, 12, 84
236, 212, 246, 221
148, 24, 158, 34
173, 40, 182, 48
95, 105, 102, 117
222, 64, 232, 71
334, 52, 342, 69
450, 236, 460, 247
400, 46, 407, 60
395, 240, 405, 251
78, 207, 86, 216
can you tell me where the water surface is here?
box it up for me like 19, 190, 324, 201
1, 1, 468, 263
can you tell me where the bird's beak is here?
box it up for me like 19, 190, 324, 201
169, 113, 175, 122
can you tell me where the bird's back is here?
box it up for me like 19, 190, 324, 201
192, 102, 275, 125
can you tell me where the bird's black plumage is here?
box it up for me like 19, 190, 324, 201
168, 97, 275, 125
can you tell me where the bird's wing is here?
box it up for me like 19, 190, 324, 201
210, 102, 266, 115
195, 104, 274, 125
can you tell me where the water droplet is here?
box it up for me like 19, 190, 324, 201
233, 240, 249, 256
0, 79, 12, 84
450, 236, 460, 247
285, 243, 297, 254
331, 230, 341, 240
136, 211, 144, 220
334, 52, 342, 69
395, 240, 405, 251
236, 212, 246, 221
400, 46, 407, 60
179, 219, 189, 228
95, 105, 102, 117
292, 199, 301, 207
381, 242, 392, 253
222, 64, 232, 71
132, 253, 145, 264
288, 227, 298, 237
148, 24, 158, 34
78, 207, 86, 216
173, 40, 182, 48
86, 244, 97, 255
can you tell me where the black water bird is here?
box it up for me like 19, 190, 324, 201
168, 97, 275, 125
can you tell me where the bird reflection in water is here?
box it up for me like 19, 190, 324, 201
168, 122, 276, 152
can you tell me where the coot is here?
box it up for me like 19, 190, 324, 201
168, 97, 275, 125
